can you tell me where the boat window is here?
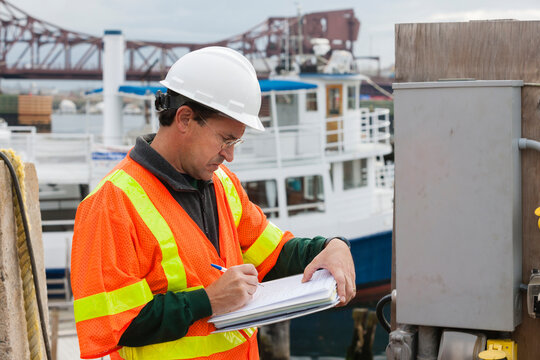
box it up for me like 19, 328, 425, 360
343, 159, 368, 190
326, 85, 343, 149
259, 95, 272, 127
285, 175, 325, 216
306, 91, 318, 112
40, 183, 87, 232
276, 94, 299, 126
347, 85, 357, 110
242, 179, 279, 218
326, 85, 342, 116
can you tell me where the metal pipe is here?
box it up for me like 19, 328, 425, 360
519, 138, 540, 152
103, 30, 125, 146
376, 293, 392, 333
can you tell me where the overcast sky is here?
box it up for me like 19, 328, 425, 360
6, 0, 540, 90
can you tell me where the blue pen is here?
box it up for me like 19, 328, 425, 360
211, 263, 263, 286
211, 263, 227, 272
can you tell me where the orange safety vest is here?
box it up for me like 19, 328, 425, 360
71, 156, 293, 359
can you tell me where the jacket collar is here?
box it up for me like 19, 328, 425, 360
129, 133, 213, 192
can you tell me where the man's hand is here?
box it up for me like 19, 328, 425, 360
302, 238, 356, 306
205, 264, 259, 315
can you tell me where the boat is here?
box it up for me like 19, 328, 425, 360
3, 73, 394, 282
1, 50, 394, 359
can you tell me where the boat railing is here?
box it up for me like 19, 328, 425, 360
361, 107, 392, 143
259, 202, 326, 219
41, 219, 76, 226
375, 161, 395, 189
286, 201, 326, 214
232, 107, 391, 168
2, 105, 392, 182
324, 107, 391, 154
1, 126, 37, 160
1, 127, 94, 183
33, 133, 93, 165
2, 128, 93, 165
234, 123, 324, 167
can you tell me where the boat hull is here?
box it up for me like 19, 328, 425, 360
290, 230, 392, 358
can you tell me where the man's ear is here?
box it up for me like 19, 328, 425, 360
175, 105, 193, 133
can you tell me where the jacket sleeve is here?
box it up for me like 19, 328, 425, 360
263, 236, 328, 281
118, 289, 211, 347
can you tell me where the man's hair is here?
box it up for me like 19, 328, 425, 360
156, 90, 221, 127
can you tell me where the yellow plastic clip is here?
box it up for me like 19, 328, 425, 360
486, 339, 517, 360
536, 207, 540, 229
478, 344, 507, 360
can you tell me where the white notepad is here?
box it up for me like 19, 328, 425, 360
209, 269, 339, 332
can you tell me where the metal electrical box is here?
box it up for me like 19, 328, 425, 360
393, 80, 522, 331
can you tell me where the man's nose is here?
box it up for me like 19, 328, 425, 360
220, 145, 235, 162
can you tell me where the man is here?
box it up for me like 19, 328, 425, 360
71, 46, 355, 360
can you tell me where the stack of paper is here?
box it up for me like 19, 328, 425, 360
209, 269, 339, 332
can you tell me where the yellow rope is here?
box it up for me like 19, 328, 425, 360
1, 149, 46, 360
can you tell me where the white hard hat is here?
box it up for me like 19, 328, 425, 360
160, 46, 264, 132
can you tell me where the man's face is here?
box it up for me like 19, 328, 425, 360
181, 114, 246, 181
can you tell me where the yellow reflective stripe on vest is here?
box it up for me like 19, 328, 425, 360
214, 167, 242, 227
85, 169, 188, 292
118, 331, 254, 360
242, 221, 283, 267
108, 169, 187, 292
74, 279, 152, 323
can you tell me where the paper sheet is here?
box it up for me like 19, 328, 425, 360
209, 269, 338, 328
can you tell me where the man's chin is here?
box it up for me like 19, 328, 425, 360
200, 166, 219, 181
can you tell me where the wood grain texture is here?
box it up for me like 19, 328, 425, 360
395, 21, 540, 82
394, 20, 540, 359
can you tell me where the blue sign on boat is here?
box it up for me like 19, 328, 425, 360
91, 151, 127, 161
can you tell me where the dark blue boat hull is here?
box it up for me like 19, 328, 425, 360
290, 230, 393, 357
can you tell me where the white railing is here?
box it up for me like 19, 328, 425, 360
1, 126, 37, 160
233, 123, 325, 167
2, 105, 393, 181
233, 107, 391, 168
375, 162, 395, 189
33, 133, 93, 165
1, 126, 94, 184
325, 107, 391, 154
1, 127, 92, 166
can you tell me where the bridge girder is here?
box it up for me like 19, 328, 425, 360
0, 0, 360, 81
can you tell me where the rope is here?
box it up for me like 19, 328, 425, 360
1, 149, 51, 360
364, 77, 394, 100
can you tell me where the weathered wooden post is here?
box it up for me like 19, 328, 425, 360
347, 308, 378, 360
0, 160, 49, 359
258, 321, 290, 360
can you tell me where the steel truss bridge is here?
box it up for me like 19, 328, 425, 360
0, 1, 360, 81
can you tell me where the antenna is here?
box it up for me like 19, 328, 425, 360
296, 1, 303, 57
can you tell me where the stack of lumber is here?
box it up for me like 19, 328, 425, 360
17, 95, 52, 132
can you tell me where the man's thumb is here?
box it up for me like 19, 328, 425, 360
302, 264, 316, 283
